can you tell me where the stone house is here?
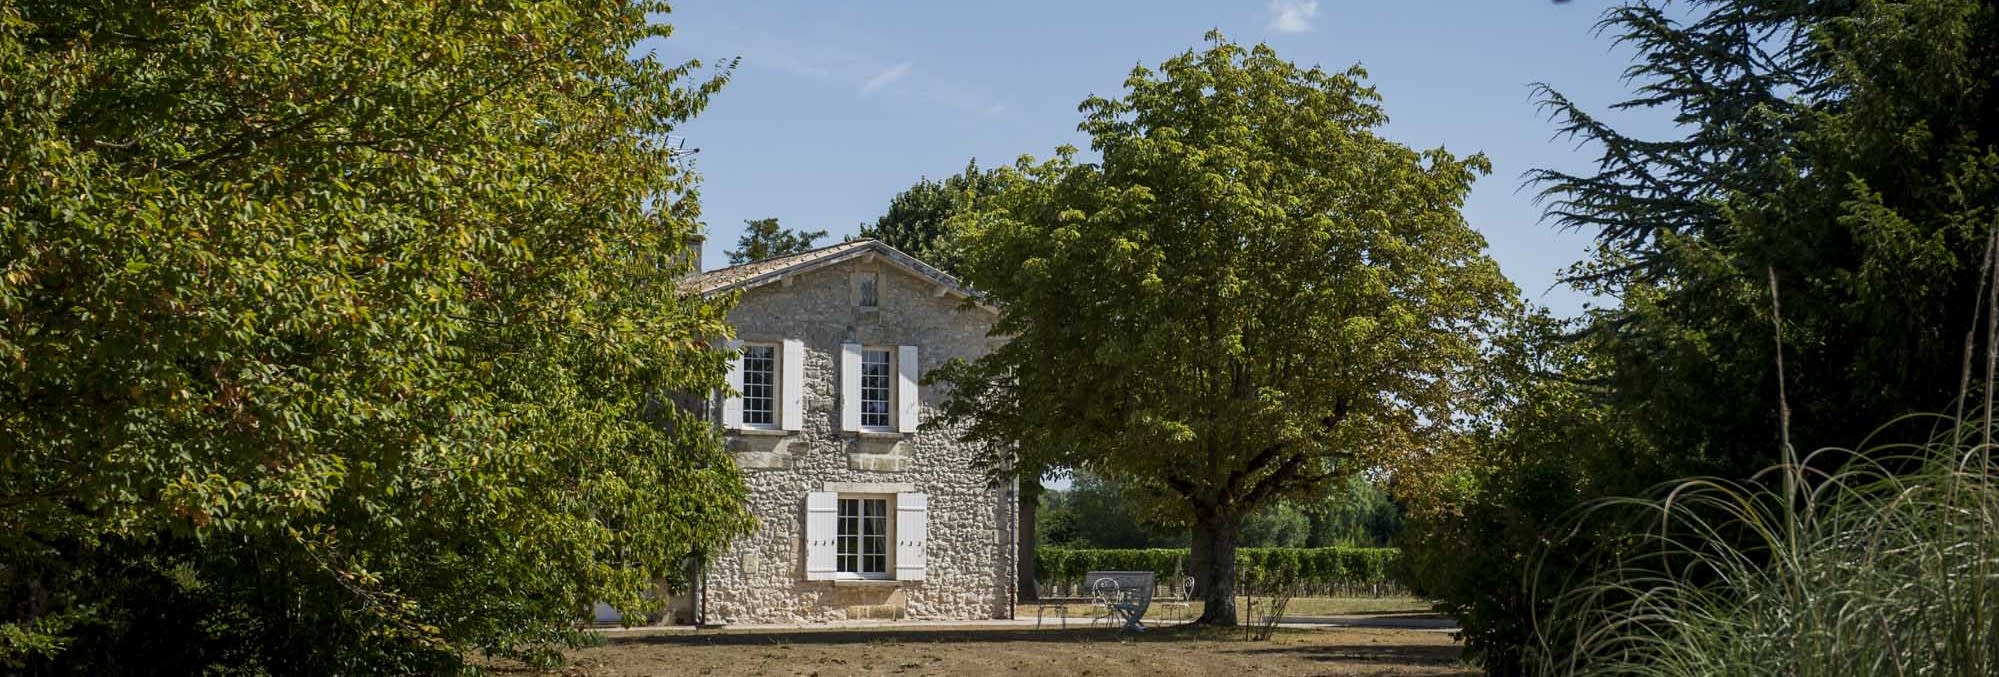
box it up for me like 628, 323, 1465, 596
673, 239, 1017, 624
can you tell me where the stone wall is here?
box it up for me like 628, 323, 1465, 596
698, 255, 1015, 624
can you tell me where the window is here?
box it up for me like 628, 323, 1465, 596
839, 343, 916, 435
836, 497, 890, 578
740, 344, 776, 427
860, 348, 892, 429
855, 271, 879, 308
804, 490, 926, 582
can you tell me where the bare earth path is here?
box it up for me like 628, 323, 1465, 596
516, 623, 1471, 676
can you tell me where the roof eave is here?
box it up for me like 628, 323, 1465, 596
694, 242, 996, 313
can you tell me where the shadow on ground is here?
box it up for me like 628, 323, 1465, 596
482, 622, 1473, 676
1228, 640, 1465, 667
602, 622, 1456, 656
607, 627, 1152, 647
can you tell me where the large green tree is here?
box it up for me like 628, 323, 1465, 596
1535, 0, 1999, 479
933, 33, 1515, 625
861, 159, 998, 275
725, 217, 826, 264
1401, 1, 1999, 672
0, 0, 750, 671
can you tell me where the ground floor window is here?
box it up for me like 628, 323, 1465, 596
836, 497, 890, 578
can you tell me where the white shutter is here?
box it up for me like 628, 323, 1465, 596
894, 493, 928, 581
896, 345, 920, 433
721, 339, 744, 429
839, 343, 861, 431
804, 492, 838, 581
781, 339, 805, 431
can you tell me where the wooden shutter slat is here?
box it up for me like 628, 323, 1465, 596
781, 339, 805, 431
894, 493, 927, 581
805, 492, 838, 581
839, 343, 861, 431
896, 345, 919, 433
721, 339, 744, 429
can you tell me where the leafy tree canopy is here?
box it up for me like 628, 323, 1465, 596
861, 159, 1000, 275
726, 217, 826, 264
1536, 0, 1999, 478
933, 32, 1515, 625
1403, 0, 1999, 672
1040, 473, 1400, 549
1038, 473, 1188, 549
0, 0, 750, 671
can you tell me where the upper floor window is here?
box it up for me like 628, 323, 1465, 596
839, 343, 916, 435
855, 271, 879, 308
740, 344, 776, 427
860, 348, 892, 429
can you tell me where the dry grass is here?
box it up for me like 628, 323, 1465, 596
497, 622, 1469, 676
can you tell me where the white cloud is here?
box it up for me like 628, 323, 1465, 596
860, 62, 913, 94
1267, 0, 1318, 33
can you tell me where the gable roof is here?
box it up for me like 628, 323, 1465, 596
680, 238, 976, 302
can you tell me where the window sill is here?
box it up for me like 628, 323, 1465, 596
731, 428, 792, 437
851, 430, 904, 440
830, 579, 915, 588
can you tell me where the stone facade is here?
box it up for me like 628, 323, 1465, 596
694, 248, 1015, 624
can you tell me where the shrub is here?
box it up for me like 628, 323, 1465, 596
1532, 417, 1999, 675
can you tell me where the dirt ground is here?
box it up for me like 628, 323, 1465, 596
516, 623, 1471, 677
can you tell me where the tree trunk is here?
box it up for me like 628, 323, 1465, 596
1017, 477, 1043, 602
1189, 510, 1243, 625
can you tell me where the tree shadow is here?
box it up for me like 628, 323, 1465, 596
1228, 640, 1465, 667
1275, 612, 1458, 629
603, 626, 1132, 648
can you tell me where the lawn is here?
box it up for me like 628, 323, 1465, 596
512, 622, 1469, 676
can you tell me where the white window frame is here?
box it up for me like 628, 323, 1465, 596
738, 342, 778, 429
805, 489, 925, 582
834, 494, 894, 580
858, 348, 894, 431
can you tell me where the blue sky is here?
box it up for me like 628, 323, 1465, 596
648, 1, 1677, 316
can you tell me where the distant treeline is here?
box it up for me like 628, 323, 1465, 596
1035, 547, 1400, 597
1039, 474, 1402, 550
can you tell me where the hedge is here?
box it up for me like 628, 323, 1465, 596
1035, 546, 1401, 597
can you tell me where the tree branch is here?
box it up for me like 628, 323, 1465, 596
1223, 397, 1350, 504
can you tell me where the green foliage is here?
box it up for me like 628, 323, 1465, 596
931, 31, 1514, 624
1536, 417, 1999, 675
1244, 481, 1405, 549
1239, 502, 1311, 548
1037, 548, 1190, 586
1040, 473, 1401, 550
1036, 547, 1399, 595
1534, 0, 1999, 480
0, 0, 751, 671
1404, 1, 1999, 672
725, 217, 827, 265
1038, 474, 1187, 549
860, 159, 998, 275
1396, 311, 1656, 673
